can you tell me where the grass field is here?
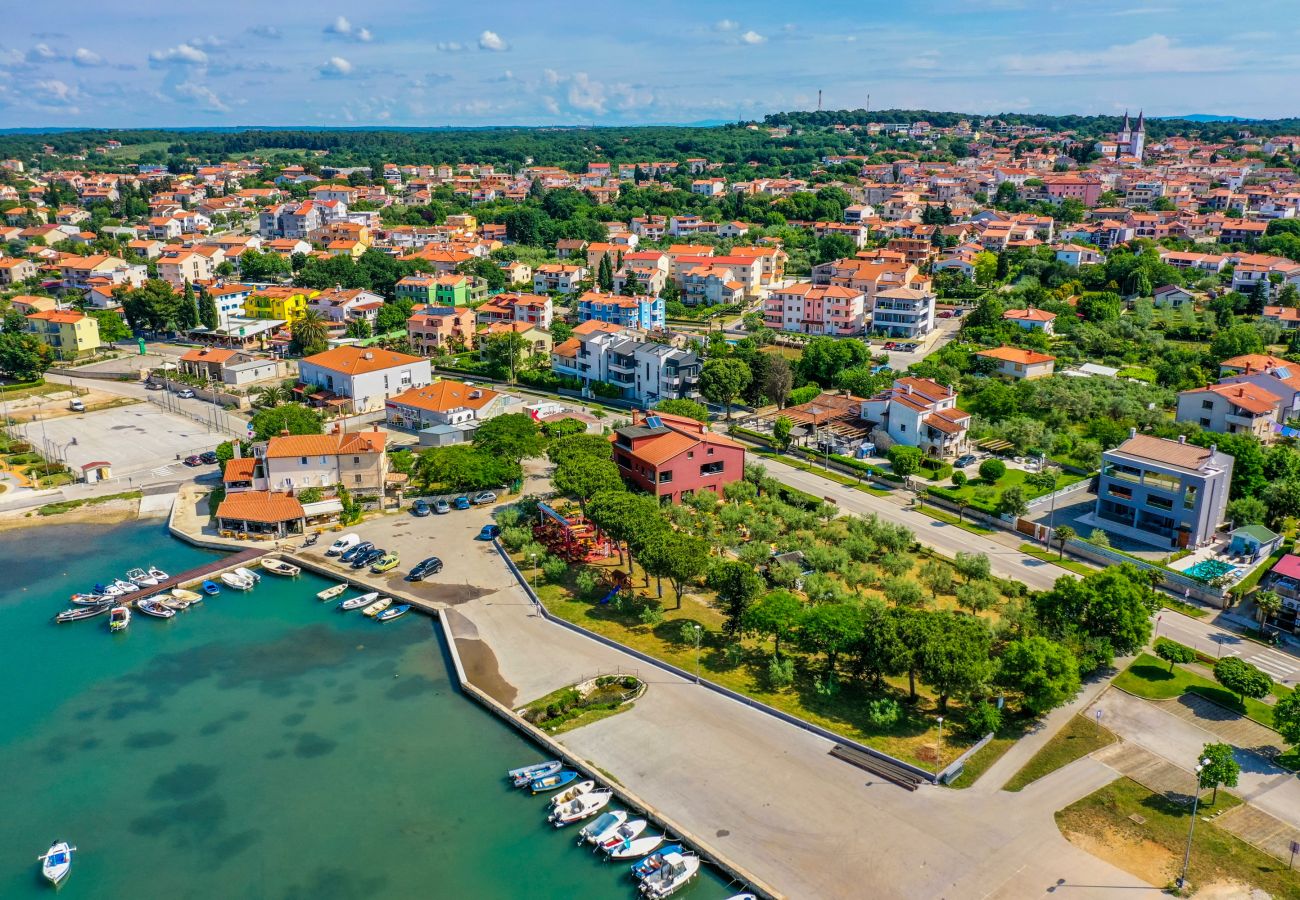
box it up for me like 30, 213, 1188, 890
1003, 714, 1116, 791
1113, 652, 1283, 730
103, 140, 170, 160
1018, 542, 1095, 576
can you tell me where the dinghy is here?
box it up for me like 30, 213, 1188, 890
260, 558, 300, 576
38, 841, 74, 886
551, 789, 614, 827
361, 597, 392, 618
531, 770, 579, 794
638, 851, 700, 897
108, 605, 131, 632
509, 760, 561, 787
579, 808, 628, 846
220, 571, 254, 591
126, 567, 157, 587
55, 602, 112, 623
374, 604, 410, 622
234, 566, 261, 584
339, 591, 379, 612
137, 599, 175, 619
597, 819, 647, 854
171, 588, 202, 604
316, 583, 348, 601
609, 833, 664, 861
201, 581, 221, 596
630, 845, 683, 881
549, 779, 595, 808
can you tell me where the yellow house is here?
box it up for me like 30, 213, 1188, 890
243, 287, 318, 322
23, 309, 102, 358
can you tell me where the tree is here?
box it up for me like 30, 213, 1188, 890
198, 288, 219, 331
92, 310, 131, 343
120, 279, 180, 332
289, 309, 330, 357
1274, 690, 1300, 746
483, 330, 528, 382
743, 590, 803, 657
639, 530, 710, 609
0, 331, 54, 381
414, 444, 519, 492
547, 433, 616, 467
1212, 656, 1273, 703
708, 560, 765, 636
978, 458, 1006, 482
796, 601, 865, 675
973, 252, 999, 286
918, 560, 954, 598
1053, 524, 1076, 559
763, 353, 793, 407
955, 580, 1000, 615
1199, 742, 1240, 804
473, 412, 543, 462
886, 444, 922, 477
655, 398, 709, 422
250, 403, 324, 440
1254, 590, 1282, 627
998, 636, 1081, 714
254, 384, 289, 408
997, 485, 1029, 518
596, 253, 614, 292
1226, 496, 1268, 528
771, 415, 793, 451
1033, 566, 1154, 656
953, 551, 991, 583
919, 612, 993, 711
375, 301, 410, 334
553, 456, 623, 511
587, 490, 663, 572
698, 357, 751, 420
175, 280, 199, 331
797, 336, 870, 386
1154, 637, 1197, 672
345, 318, 372, 339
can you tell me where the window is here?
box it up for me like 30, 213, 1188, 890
300, 457, 307, 465
353, 456, 360, 464
354, 474, 362, 484
687, 451, 694, 459
700, 461, 725, 476
1202, 399, 1214, 410
658, 470, 673, 484
706, 447, 714, 456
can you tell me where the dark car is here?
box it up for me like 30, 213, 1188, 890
183, 455, 203, 467
478, 524, 501, 541
199, 451, 219, 465
411, 498, 431, 517
954, 454, 978, 468
434, 499, 450, 515
453, 496, 471, 510
405, 556, 444, 581
340, 541, 374, 563
145, 381, 164, 391
351, 547, 386, 569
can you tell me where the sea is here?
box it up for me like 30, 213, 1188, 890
0, 519, 734, 899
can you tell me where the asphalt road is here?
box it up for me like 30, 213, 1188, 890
1156, 608, 1299, 687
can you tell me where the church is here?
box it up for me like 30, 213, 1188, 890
1114, 110, 1146, 160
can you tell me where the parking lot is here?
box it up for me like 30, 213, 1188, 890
20, 403, 228, 478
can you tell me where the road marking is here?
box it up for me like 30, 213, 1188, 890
150, 465, 177, 477
1246, 650, 1297, 679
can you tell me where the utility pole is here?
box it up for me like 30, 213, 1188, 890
1178, 757, 1213, 891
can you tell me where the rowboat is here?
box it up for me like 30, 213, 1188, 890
530, 770, 579, 794
171, 588, 202, 604
631, 845, 683, 881
126, 567, 157, 587
361, 597, 392, 618
316, 583, 349, 601
201, 581, 221, 595
220, 571, 254, 591
55, 602, 112, 623
109, 605, 131, 632
261, 558, 300, 577
137, 599, 175, 619
580, 809, 628, 846
339, 591, 379, 612
608, 833, 664, 860
510, 760, 561, 787
38, 841, 74, 886
639, 851, 699, 897
549, 779, 595, 808
374, 604, 410, 622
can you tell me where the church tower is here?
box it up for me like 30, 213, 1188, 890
1128, 110, 1146, 160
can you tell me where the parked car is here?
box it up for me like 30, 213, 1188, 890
954, 454, 977, 468
351, 547, 386, 570
145, 381, 164, 391
183, 455, 203, 467
478, 524, 501, 541
453, 496, 471, 510
177, 388, 196, 399
411, 499, 431, 517
68, 398, 85, 412
327, 533, 361, 557
340, 541, 374, 563
472, 491, 497, 505
199, 451, 219, 465
433, 499, 450, 515
406, 556, 444, 581
883, 341, 898, 350
370, 552, 400, 574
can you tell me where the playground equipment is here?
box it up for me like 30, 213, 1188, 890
533, 502, 613, 563
597, 570, 633, 604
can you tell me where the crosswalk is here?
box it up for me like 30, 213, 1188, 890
1243, 647, 1299, 681
150, 463, 179, 477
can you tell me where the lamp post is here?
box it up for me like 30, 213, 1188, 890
1177, 757, 1213, 891
693, 624, 702, 684
529, 552, 538, 593
936, 716, 944, 760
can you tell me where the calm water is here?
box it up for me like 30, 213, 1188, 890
0, 520, 733, 899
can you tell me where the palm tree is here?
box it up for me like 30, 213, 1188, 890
255, 385, 288, 409
290, 309, 330, 356
1053, 524, 1076, 559
1255, 590, 1282, 627
956, 497, 972, 523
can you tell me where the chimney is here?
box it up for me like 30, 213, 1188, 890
363, 351, 374, 360
232, 441, 242, 459
280, 428, 290, 437
1178, 434, 1186, 444
1129, 427, 1137, 439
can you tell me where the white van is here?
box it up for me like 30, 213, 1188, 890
326, 533, 361, 557
68, 399, 85, 412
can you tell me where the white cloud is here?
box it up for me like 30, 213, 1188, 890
715, 19, 739, 32
1001, 34, 1234, 76
325, 16, 373, 42
72, 48, 103, 67
248, 25, 282, 39
540, 70, 654, 118
34, 78, 78, 104
0, 49, 25, 69
149, 43, 209, 66
435, 41, 465, 52
173, 80, 229, 112
319, 56, 354, 77
740, 30, 765, 45
189, 35, 225, 49
478, 30, 508, 52
28, 43, 57, 62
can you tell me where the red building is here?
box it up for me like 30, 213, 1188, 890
611, 411, 746, 503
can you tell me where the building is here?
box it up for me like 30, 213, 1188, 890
157, 251, 213, 290
0, 257, 37, 285
861, 377, 970, 459
384, 379, 505, 436
1002, 308, 1056, 334
975, 346, 1056, 380
308, 286, 385, 324
1176, 382, 1282, 442
870, 287, 936, 339
533, 264, 587, 294
296, 346, 432, 413
1262, 554, 1300, 634
244, 287, 316, 322
1113, 110, 1146, 161
475, 293, 553, 330
255, 429, 388, 494
177, 347, 281, 387
1094, 432, 1232, 549
395, 274, 440, 306
58, 254, 146, 291
610, 410, 746, 504
23, 309, 101, 359
407, 306, 476, 355
478, 321, 552, 358
763, 283, 866, 335
1153, 285, 1198, 309
1261, 306, 1300, 331
552, 326, 700, 407
576, 291, 665, 331
206, 283, 254, 328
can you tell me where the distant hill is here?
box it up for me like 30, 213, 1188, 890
1157, 114, 1251, 123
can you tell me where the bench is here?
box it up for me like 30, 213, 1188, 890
829, 744, 926, 792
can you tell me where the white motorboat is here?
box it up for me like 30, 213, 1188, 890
639, 851, 700, 897
146, 566, 169, 582
126, 567, 158, 587
597, 818, 647, 854
338, 591, 379, 611
70, 593, 109, 606
551, 789, 614, 827
137, 599, 176, 619
549, 779, 596, 808
317, 583, 348, 601
234, 566, 261, 584
109, 578, 139, 593
608, 833, 665, 860
722, 894, 758, 900
109, 605, 131, 632
580, 809, 628, 846
38, 841, 74, 885
220, 571, 254, 591
260, 558, 301, 577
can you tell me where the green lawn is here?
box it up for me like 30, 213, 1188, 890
929, 468, 1084, 514
1003, 714, 1116, 791
1113, 653, 1287, 733
944, 715, 1034, 789
1018, 543, 1096, 576
917, 505, 997, 535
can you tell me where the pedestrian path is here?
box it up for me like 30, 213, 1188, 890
1215, 803, 1300, 863
1241, 647, 1300, 682
1092, 741, 1199, 801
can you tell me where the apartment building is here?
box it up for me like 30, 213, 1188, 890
406, 306, 476, 354
860, 377, 970, 458
552, 326, 699, 407
576, 291, 665, 331
611, 410, 745, 504
870, 287, 936, 339
296, 346, 432, 413
763, 282, 867, 335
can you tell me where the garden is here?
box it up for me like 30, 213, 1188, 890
927, 457, 1086, 517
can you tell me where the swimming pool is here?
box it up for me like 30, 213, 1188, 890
1185, 559, 1237, 582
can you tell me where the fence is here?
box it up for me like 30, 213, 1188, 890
145, 392, 244, 438
1026, 476, 1096, 510
1064, 538, 1227, 604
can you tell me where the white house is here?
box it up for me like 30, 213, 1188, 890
860, 376, 970, 458
296, 346, 433, 413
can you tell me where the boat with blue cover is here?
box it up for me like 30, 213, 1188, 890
201, 580, 221, 595
530, 769, 578, 793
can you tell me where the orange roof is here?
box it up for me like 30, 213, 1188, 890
1189, 383, 1281, 416
263, 431, 385, 459
387, 380, 498, 413
301, 346, 425, 376
223, 457, 257, 481
1221, 353, 1289, 371
552, 337, 580, 357
26, 310, 85, 324
1002, 308, 1056, 323
573, 320, 625, 336
975, 346, 1056, 365
215, 490, 304, 524
180, 347, 237, 364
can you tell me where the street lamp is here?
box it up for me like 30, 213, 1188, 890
693, 624, 702, 684
1177, 757, 1214, 891
529, 552, 538, 593
936, 716, 944, 759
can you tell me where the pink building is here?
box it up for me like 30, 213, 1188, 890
1042, 175, 1103, 207
406, 306, 476, 355
763, 282, 866, 335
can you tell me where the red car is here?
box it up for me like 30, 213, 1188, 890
183, 455, 203, 467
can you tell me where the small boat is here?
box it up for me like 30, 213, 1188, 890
339, 591, 380, 612
722, 894, 758, 900
361, 597, 392, 618
234, 566, 261, 584
220, 571, 254, 591
261, 558, 300, 577
137, 599, 175, 619
579, 808, 628, 846
531, 770, 579, 794
509, 760, 561, 787
109, 605, 131, 632
549, 779, 596, 808
70, 592, 108, 606
126, 567, 157, 586
92, 582, 125, 598
552, 789, 614, 827
109, 578, 139, 593
171, 588, 202, 604
146, 566, 169, 582
161, 596, 191, 611
638, 851, 700, 897
201, 581, 221, 596
597, 819, 647, 854
38, 841, 74, 886
631, 845, 683, 881
374, 604, 410, 623
55, 602, 112, 623
609, 833, 664, 861
316, 583, 349, 601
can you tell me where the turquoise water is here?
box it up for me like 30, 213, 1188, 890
1187, 559, 1237, 582
1, 520, 734, 899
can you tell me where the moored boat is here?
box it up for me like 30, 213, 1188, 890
220, 571, 254, 591
201, 581, 221, 595
549, 779, 596, 808
722, 894, 758, 900
234, 566, 261, 584
597, 818, 647, 854
108, 605, 131, 632
579, 808, 628, 846
509, 760, 561, 787
137, 599, 175, 619
316, 583, 348, 601
261, 558, 300, 577
374, 604, 410, 622
551, 789, 614, 827
55, 602, 112, 623
70, 593, 108, 606
638, 851, 700, 897
631, 845, 683, 881
361, 597, 392, 618
126, 567, 157, 587
146, 566, 169, 582
38, 841, 74, 886
608, 833, 664, 860
338, 591, 379, 612
171, 588, 202, 604
109, 578, 139, 594
531, 769, 579, 794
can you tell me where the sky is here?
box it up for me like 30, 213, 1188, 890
0, 0, 1296, 129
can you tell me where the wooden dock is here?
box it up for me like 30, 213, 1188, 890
131, 547, 266, 601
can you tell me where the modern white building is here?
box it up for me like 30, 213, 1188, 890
296, 346, 433, 413
870, 287, 935, 339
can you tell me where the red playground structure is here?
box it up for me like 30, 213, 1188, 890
533, 502, 612, 563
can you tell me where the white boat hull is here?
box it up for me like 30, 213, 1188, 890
609, 834, 664, 860
40, 842, 73, 885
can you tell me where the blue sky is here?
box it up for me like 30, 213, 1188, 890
0, 1, 1295, 128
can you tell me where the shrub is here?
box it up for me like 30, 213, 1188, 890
496, 506, 524, 528
500, 526, 531, 551
574, 568, 600, 599
542, 556, 569, 583
678, 621, 702, 645
637, 602, 664, 626
722, 642, 745, 667
766, 655, 795, 688
865, 697, 903, 728
1154, 637, 1197, 671
978, 459, 1006, 482
964, 700, 1002, 737
621, 676, 638, 690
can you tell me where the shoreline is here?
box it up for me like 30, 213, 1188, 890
0, 497, 144, 531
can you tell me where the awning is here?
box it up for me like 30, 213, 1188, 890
301, 499, 344, 517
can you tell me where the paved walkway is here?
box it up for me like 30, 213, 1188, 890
1159, 692, 1286, 758
1216, 803, 1300, 864
1092, 741, 1201, 800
